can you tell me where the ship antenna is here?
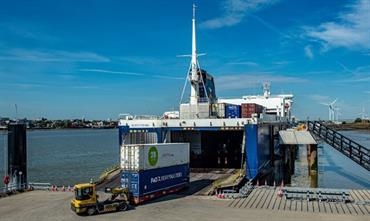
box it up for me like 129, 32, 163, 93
190, 4, 199, 105
179, 4, 207, 106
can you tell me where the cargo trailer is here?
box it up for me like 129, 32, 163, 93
121, 163, 190, 204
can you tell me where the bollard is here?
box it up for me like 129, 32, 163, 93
256, 180, 259, 187
62, 186, 65, 192
273, 181, 276, 187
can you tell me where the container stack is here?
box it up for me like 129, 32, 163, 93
120, 143, 190, 204
241, 103, 264, 118
216, 103, 241, 118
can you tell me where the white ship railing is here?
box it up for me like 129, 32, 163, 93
119, 113, 290, 128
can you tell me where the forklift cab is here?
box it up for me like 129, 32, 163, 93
71, 183, 98, 212
74, 183, 98, 202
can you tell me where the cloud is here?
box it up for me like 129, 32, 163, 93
72, 85, 100, 90
151, 75, 184, 80
79, 69, 144, 76
304, 45, 314, 59
116, 56, 161, 65
271, 61, 291, 66
248, 14, 291, 38
0, 21, 58, 43
215, 73, 306, 90
304, 0, 370, 50
334, 63, 370, 83
308, 94, 330, 103
80, 68, 183, 80
227, 61, 259, 66
0, 48, 110, 62
200, 0, 279, 29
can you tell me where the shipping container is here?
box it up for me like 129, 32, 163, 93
241, 103, 264, 118
120, 143, 189, 171
216, 103, 241, 118
216, 103, 225, 118
225, 104, 241, 118
121, 163, 190, 204
180, 103, 210, 119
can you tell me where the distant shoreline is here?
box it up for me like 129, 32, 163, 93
327, 123, 370, 133
0, 126, 117, 131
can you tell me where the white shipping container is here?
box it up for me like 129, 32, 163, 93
120, 143, 190, 171
180, 103, 210, 119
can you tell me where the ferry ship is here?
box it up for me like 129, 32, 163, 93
118, 5, 294, 182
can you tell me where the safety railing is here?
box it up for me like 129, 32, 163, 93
307, 121, 370, 171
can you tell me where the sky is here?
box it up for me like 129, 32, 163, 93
0, 0, 369, 120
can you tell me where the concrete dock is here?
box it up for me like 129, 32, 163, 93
0, 189, 369, 221
228, 187, 370, 215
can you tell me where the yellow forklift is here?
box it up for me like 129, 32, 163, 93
70, 183, 131, 215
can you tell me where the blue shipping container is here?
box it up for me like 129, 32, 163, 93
121, 164, 189, 197
225, 104, 241, 118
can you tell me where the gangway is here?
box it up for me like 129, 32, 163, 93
307, 121, 370, 171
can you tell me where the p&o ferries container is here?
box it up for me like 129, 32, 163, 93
120, 143, 190, 204
121, 163, 189, 204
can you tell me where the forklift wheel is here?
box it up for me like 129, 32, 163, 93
119, 203, 128, 211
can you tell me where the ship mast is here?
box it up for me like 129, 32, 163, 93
189, 4, 199, 105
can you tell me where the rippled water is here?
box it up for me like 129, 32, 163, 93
291, 130, 370, 189
0, 129, 118, 186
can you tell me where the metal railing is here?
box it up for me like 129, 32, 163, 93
1, 182, 75, 193
307, 121, 370, 171
1, 183, 29, 193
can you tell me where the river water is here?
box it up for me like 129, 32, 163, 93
0, 129, 369, 189
291, 130, 370, 189
0, 129, 118, 187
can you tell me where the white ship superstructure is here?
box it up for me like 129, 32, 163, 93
218, 83, 293, 119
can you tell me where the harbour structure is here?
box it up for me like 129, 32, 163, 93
3, 122, 27, 191
118, 4, 300, 195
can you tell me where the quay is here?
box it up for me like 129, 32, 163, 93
228, 186, 370, 216
0, 188, 369, 221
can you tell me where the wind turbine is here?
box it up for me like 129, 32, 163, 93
333, 106, 341, 122
321, 99, 337, 121
358, 106, 368, 120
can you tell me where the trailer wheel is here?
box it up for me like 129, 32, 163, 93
87, 207, 96, 216
119, 203, 128, 211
